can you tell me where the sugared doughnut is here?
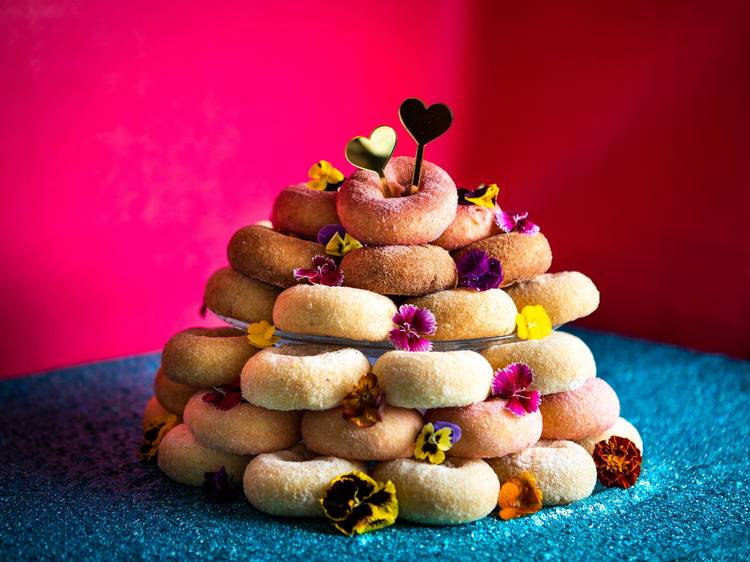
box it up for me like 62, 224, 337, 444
540, 378, 620, 440
337, 156, 457, 246
487, 440, 596, 505
433, 204, 499, 250
578, 417, 643, 454
271, 184, 339, 240
340, 245, 457, 296
154, 367, 200, 415
162, 327, 256, 387
301, 406, 422, 461
373, 350, 493, 408
372, 458, 499, 525
425, 398, 542, 459
203, 267, 280, 324
505, 271, 600, 325
241, 345, 370, 411
480, 331, 596, 395
157, 424, 251, 487
403, 288, 516, 340
243, 445, 366, 517
143, 396, 181, 430
452, 232, 552, 287
273, 284, 398, 341
183, 391, 301, 456
227, 225, 322, 288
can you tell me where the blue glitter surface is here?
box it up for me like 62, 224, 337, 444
1, 328, 749, 561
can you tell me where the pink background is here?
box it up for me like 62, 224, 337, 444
1, 0, 749, 378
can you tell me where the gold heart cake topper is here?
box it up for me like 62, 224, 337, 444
345, 125, 397, 179
399, 98, 453, 189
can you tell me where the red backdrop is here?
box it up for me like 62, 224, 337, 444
1, 0, 748, 378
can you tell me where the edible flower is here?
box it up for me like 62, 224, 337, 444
306, 160, 345, 191
388, 304, 437, 352
498, 471, 543, 520
320, 471, 398, 536
516, 305, 552, 340
317, 224, 346, 246
455, 249, 504, 291
317, 224, 363, 257
293, 255, 344, 286
491, 363, 541, 416
496, 210, 540, 235
202, 378, 245, 411
414, 421, 462, 465
247, 320, 280, 348
138, 414, 179, 462
341, 373, 385, 428
458, 183, 499, 208
592, 436, 642, 489
202, 466, 239, 502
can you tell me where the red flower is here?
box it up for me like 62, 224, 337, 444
593, 436, 642, 489
202, 379, 245, 411
293, 255, 344, 286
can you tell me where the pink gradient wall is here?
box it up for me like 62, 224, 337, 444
1, 1, 749, 377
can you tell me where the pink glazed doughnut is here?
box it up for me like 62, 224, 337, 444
540, 378, 620, 440
336, 156, 457, 245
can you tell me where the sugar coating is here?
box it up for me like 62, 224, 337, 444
540, 378, 620, 440
480, 331, 596, 395
404, 288, 517, 340
142, 395, 181, 431
487, 439, 597, 505
271, 183, 339, 241
157, 424, 251, 487
506, 271, 600, 325
241, 345, 370, 411
373, 350, 493, 408
372, 458, 500, 525
434, 204, 499, 250
204, 266, 281, 324
153, 367, 201, 415
577, 417, 643, 454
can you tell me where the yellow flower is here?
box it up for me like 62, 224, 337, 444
306, 160, 345, 191
325, 232, 363, 257
464, 183, 499, 208
138, 414, 179, 461
247, 320, 279, 348
320, 471, 398, 536
516, 305, 552, 340
498, 471, 543, 520
414, 422, 461, 464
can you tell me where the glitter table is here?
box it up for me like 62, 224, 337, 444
1, 329, 749, 561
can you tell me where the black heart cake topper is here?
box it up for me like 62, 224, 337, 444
345, 125, 397, 180
399, 98, 453, 189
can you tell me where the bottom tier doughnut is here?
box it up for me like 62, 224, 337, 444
577, 417, 643, 454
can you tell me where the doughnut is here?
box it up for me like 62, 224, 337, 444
372, 458, 499, 525
301, 406, 422, 461
403, 288, 516, 340
487, 440, 597, 505
153, 367, 200, 415
505, 271, 600, 325
203, 267, 281, 324
243, 445, 367, 517
337, 156, 457, 246
255, 219, 273, 228
340, 245, 457, 296
425, 398, 542, 459
452, 232, 552, 287
273, 284, 398, 341
227, 225, 322, 288
373, 350, 493, 408
183, 391, 301, 456
161, 327, 256, 387
157, 424, 250, 487
143, 396, 181, 430
241, 345, 370, 411
578, 417, 643, 454
433, 204, 499, 250
480, 331, 596, 395
540, 378, 620, 440
271, 183, 339, 240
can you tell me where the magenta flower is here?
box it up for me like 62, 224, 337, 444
455, 249, 503, 291
496, 210, 540, 235
491, 363, 541, 416
316, 224, 347, 246
293, 255, 344, 286
202, 379, 245, 411
389, 304, 437, 352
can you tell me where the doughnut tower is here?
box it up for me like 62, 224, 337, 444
142, 99, 643, 533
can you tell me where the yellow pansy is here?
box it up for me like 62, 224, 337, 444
516, 305, 552, 340
464, 183, 499, 208
138, 414, 179, 461
247, 320, 280, 348
306, 160, 345, 191
325, 232, 363, 257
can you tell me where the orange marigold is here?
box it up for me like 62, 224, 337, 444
592, 435, 642, 489
341, 373, 385, 428
498, 471, 543, 520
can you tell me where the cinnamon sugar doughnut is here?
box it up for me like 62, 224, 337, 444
143, 396, 181, 430
337, 156, 457, 245
271, 184, 339, 240
154, 367, 201, 416
340, 245, 457, 296
403, 288, 516, 340
425, 399, 542, 459
452, 232, 552, 287
372, 458, 499, 525
505, 271, 600, 325
227, 225, 322, 288
540, 378, 620, 440
433, 205, 499, 250
162, 327, 256, 387
204, 267, 280, 324
577, 417, 643, 454
241, 345, 370, 411
373, 350, 493, 408
301, 406, 422, 461
273, 285, 397, 341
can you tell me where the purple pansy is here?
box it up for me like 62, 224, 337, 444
202, 379, 245, 411
293, 255, 344, 286
491, 363, 541, 416
316, 224, 347, 246
432, 421, 463, 445
495, 210, 540, 235
455, 249, 504, 291
202, 466, 238, 502
389, 304, 437, 352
